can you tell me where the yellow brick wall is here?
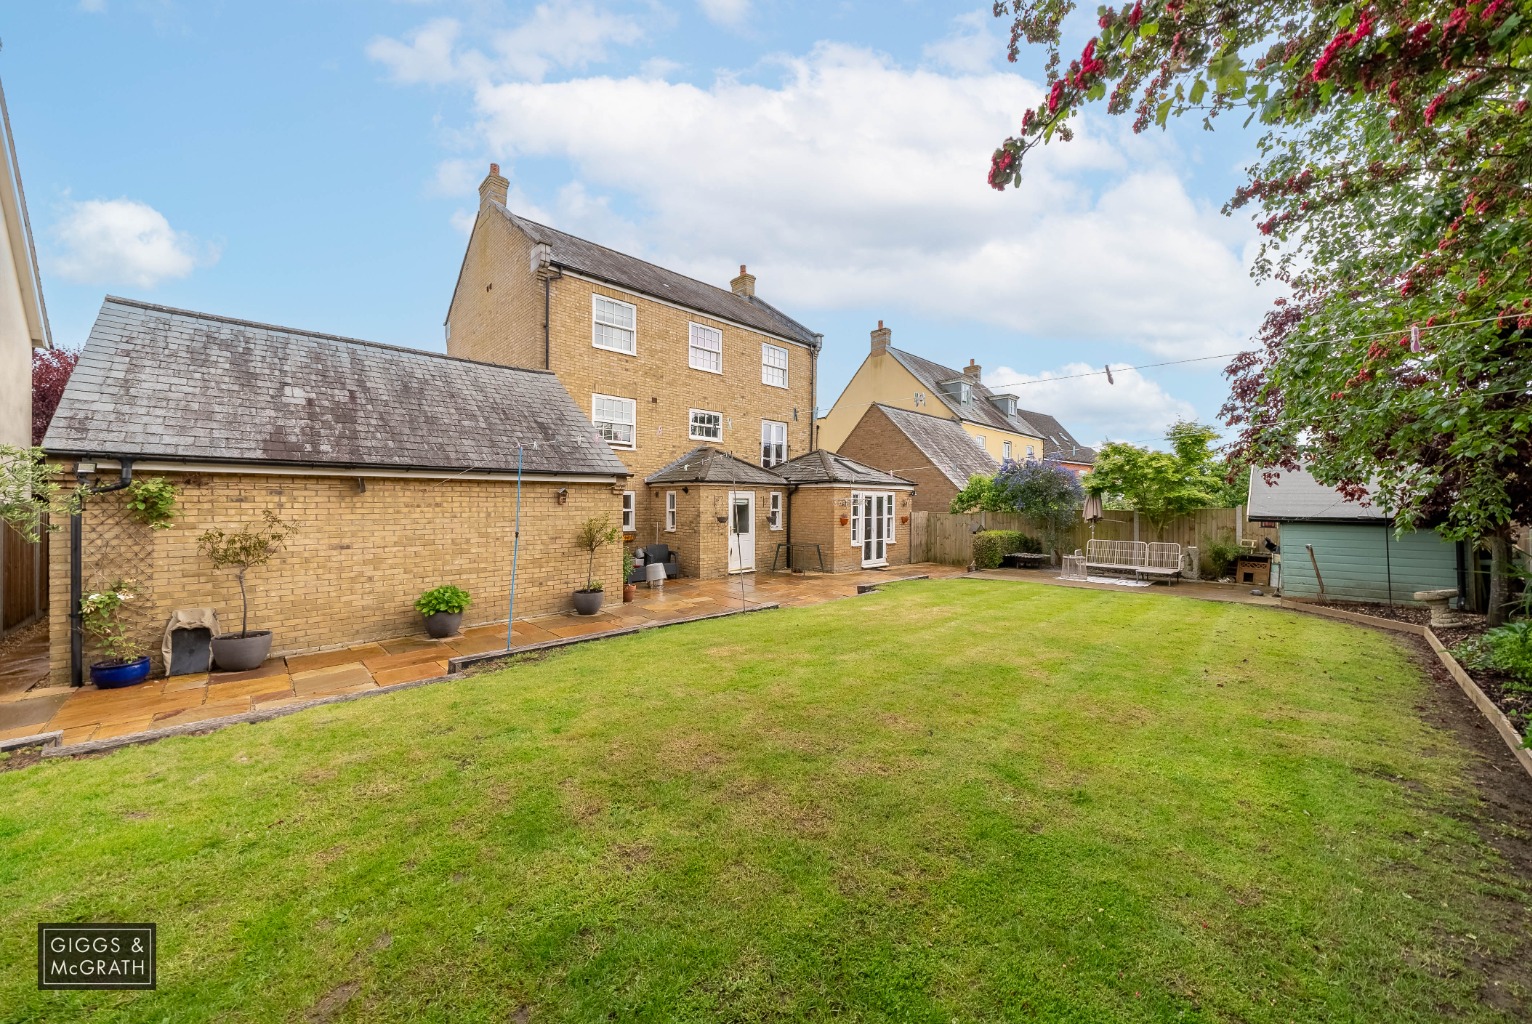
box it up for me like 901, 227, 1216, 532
788, 486, 916, 572
48, 467, 622, 683
837, 406, 967, 515
630, 483, 787, 579
444, 210, 546, 370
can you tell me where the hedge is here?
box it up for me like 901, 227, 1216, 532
972, 530, 1043, 569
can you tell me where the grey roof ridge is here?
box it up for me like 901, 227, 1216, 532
100, 295, 557, 377
868, 400, 962, 422
885, 346, 1048, 436
496, 206, 821, 349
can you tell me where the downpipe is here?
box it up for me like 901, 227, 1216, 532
70, 458, 134, 687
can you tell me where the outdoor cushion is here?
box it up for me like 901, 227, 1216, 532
629, 544, 680, 583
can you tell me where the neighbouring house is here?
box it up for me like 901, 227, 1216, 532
1247, 465, 1460, 605
816, 321, 1094, 471
836, 404, 999, 515
0, 74, 52, 638
445, 164, 821, 577
42, 297, 630, 685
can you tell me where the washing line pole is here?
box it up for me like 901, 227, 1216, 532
506, 444, 524, 653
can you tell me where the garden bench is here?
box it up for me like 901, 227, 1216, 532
1001, 551, 1050, 569
1081, 539, 1183, 584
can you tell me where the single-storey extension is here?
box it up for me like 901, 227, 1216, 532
43, 297, 630, 684
836, 403, 997, 515
1247, 466, 1460, 604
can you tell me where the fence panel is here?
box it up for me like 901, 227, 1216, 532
1, 521, 48, 634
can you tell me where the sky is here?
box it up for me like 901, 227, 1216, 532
3, 0, 1273, 449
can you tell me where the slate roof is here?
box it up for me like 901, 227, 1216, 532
1246, 465, 1388, 522
1016, 408, 1096, 465
43, 297, 631, 478
864, 404, 999, 489
496, 206, 822, 349
645, 446, 787, 486
775, 449, 913, 488
887, 347, 1041, 436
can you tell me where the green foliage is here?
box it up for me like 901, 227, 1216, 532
415, 585, 471, 617
197, 510, 295, 638
1084, 421, 1232, 535
574, 516, 619, 592
950, 475, 1000, 514
1204, 540, 1243, 580
0, 445, 71, 542
623, 548, 636, 583
125, 477, 179, 530
1456, 621, 1532, 691
79, 578, 144, 665
972, 530, 1041, 569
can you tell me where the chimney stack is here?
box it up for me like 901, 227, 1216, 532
479, 162, 509, 210
870, 319, 891, 356
964, 358, 982, 380
730, 264, 756, 298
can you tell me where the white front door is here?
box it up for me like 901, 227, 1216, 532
853, 490, 894, 567
728, 491, 755, 572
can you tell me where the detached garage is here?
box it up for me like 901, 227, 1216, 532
1248, 466, 1460, 605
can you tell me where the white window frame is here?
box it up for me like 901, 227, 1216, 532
1027, 445, 1035, 459
688, 322, 723, 374
621, 491, 635, 532
592, 393, 636, 449
957, 381, 972, 404
591, 295, 637, 355
688, 408, 723, 441
760, 419, 787, 468
665, 490, 677, 532
973, 435, 986, 450
761, 343, 789, 389
1003, 441, 1012, 461
767, 491, 782, 531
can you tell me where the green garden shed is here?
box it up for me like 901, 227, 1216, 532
1247, 467, 1461, 605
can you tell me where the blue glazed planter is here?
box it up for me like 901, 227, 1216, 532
90, 656, 152, 689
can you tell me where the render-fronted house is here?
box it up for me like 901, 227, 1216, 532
817, 322, 1092, 472
0, 75, 51, 449
837, 404, 1001, 515
43, 298, 630, 684
1247, 465, 1460, 605
446, 165, 821, 575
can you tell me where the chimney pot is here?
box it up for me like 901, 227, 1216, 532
870, 320, 892, 356
490, 162, 500, 176
479, 164, 509, 211
730, 264, 756, 298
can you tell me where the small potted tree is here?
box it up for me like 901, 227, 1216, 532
81, 579, 150, 688
198, 510, 293, 671
415, 585, 471, 638
572, 515, 618, 615
622, 549, 637, 603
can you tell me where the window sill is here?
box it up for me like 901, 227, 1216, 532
688, 364, 724, 375
592, 343, 638, 357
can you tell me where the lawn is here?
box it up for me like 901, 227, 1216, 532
2, 579, 1529, 1022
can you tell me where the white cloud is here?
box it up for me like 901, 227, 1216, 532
367, 2, 645, 85
698, 0, 751, 28
986, 363, 1198, 448
50, 198, 213, 288
922, 9, 999, 74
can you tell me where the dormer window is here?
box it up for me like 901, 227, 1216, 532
989, 394, 1018, 417
940, 379, 972, 404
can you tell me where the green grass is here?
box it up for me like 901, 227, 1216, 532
2, 580, 1529, 1022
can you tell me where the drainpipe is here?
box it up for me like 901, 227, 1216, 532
70, 458, 134, 686
783, 485, 794, 571
809, 333, 822, 452
542, 265, 563, 370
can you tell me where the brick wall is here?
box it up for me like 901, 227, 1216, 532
48, 467, 622, 683
789, 486, 916, 572
837, 407, 962, 515
444, 211, 546, 370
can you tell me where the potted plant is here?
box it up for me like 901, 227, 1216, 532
198, 510, 293, 671
622, 549, 637, 603
81, 579, 151, 688
415, 585, 471, 638
573, 515, 618, 615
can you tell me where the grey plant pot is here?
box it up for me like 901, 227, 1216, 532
211, 630, 273, 672
423, 611, 463, 639
572, 589, 604, 616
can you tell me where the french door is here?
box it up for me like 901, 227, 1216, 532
728, 491, 756, 573
851, 490, 895, 567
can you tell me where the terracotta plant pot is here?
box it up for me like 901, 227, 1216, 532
623, 583, 637, 603
90, 656, 152, 689
839, 516, 849, 526
572, 589, 605, 615
423, 611, 463, 639
211, 631, 273, 672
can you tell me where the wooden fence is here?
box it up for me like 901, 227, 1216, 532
910, 507, 1278, 569
1, 521, 48, 634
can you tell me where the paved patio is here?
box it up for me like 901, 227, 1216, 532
0, 563, 966, 748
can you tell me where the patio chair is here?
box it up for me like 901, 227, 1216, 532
628, 544, 680, 583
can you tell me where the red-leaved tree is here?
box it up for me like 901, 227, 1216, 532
32, 347, 79, 445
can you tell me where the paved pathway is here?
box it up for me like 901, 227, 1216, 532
0, 564, 964, 748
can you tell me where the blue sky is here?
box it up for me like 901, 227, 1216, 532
4, 0, 1270, 448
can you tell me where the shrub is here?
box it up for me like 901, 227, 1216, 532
80, 578, 143, 665
972, 530, 1042, 569
1205, 540, 1242, 579
415, 585, 471, 617
1453, 621, 1532, 689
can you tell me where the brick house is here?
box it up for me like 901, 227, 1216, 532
42, 298, 629, 684
817, 322, 1095, 472
0, 77, 51, 451
837, 404, 1001, 515
445, 165, 822, 577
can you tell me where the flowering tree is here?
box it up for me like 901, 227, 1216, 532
32, 347, 79, 445
989, 0, 1531, 621
953, 458, 1085, 557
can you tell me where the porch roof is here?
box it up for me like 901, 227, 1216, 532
776, 449, 913, 488
645, 446, 787, 486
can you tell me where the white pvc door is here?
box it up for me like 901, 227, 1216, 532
728, 491, 755, 572
853, 491, 894, 567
